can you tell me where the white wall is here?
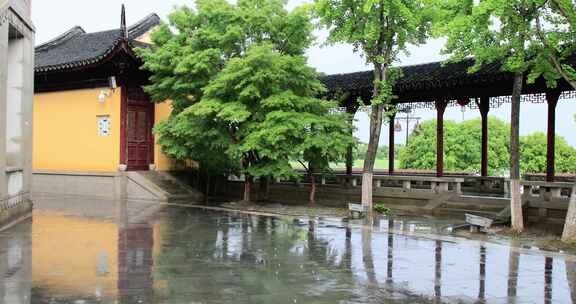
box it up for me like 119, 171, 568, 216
0, 3, 34, 207
6, 36, 24, 168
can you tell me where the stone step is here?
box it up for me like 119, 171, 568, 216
134, 171, 204, 202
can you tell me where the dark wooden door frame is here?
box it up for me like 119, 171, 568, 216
120, 85, 155, 171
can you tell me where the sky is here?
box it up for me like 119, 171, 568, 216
31, 0, 576, 147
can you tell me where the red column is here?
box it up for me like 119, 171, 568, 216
345, 105, 358, 178
435, 100, 448, 177
546, 91, 561, 182
388, 112, 396, 175
479, 97, 490, 177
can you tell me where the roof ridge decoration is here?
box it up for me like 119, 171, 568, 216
36, 26, 86, 52
120, 4, 128, 40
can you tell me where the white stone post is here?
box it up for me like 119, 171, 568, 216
562, 186, 576, 243
22, 34, 34, 197
402, 180, 411, 190
0, 21, 9, 198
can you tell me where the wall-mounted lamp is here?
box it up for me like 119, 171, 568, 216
97, 77, 118, 103
98, 90, 111, 103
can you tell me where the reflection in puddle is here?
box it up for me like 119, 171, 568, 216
0, 219, 31, 304
0, 197, 575, 303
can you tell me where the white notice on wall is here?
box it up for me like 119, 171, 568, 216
97, 116, 111, 137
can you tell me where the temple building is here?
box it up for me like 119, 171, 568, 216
0, 0, 35, 227
31, 8, 200, 200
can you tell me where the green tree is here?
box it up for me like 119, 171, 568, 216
532, 0, 576, 90
520, 132, 576, 173
138, 0, 313, 112
434, 0, 550, 232
137, 0, 320, 202
230, 47, 353, 204
294, 117, 354, 205
177, 43, 344, 202
399, 118, 576, 175
315, 0, 434, 209
399, 118, 510, 176
353, 143, 388, 160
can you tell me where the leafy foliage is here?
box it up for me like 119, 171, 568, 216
398, 118, 576, 175
520, 132, 576, 174
137, 0, 314, 112
316, 0, 433, 68
399, 118, 510, 175
354, 142, 391, 160
374, 203, 392, 215
433, 0, 559, 231
434, 0, 540, 75
138, 0, 327, 178
530, 0, 576, 90
139, 1, 354, 203
188, 43, 350, 180
315, 0, 436, 205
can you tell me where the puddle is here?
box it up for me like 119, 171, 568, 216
0, 197, 575, 303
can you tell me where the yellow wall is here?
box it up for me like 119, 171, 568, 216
32, 214, 119, 298
33, 88, 121, 172
135, 30, 154, 44
154, 101, 177, 171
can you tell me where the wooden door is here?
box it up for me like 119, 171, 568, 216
123, 87, 154, 171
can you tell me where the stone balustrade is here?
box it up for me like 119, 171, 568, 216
293, 172, 465, 195
521, 180, 574, 200
521, 180, 574, 219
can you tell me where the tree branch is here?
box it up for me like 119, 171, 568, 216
550, 0, 575, 29
536, 16, 576, 90
298, 160, 309, 173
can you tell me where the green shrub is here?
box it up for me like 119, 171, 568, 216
374, 203, 391, 215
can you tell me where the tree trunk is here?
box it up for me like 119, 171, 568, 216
566, 260, 576, 303
362, 218, 378, 287
562, 186, 576, 243
309, 172, 316, 206
510, 72, 524, 233
264, 176, 270, 201
507, 240, 520, 299
205, 174, 211, 203
362, 65, 386, 210
258, 176, 269, 202
243, 174, 252, 202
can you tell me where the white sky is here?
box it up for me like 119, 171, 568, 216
31, 0, 576, 147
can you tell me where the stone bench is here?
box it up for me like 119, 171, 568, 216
521, 181, 574, 199
521, 181, 575, 218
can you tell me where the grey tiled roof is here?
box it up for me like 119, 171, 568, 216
35, 13, 160, 72
322, 59, 507, 95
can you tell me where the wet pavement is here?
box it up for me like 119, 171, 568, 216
1, 197, 576, 303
